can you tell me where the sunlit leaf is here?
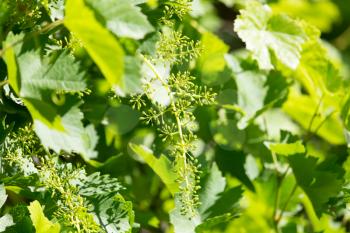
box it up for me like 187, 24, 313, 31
85, 0, 154, 39
28, 201, 61, 233
65, 0, 124, 87
283, 92, 345, 145
270, 0, 339, 32
234, 1, 307, 70
129, 143, 179, 195
197, 32, 229, 74
265, 140, 305, 156
296, 40, 342, 94
4, 46, 98, 160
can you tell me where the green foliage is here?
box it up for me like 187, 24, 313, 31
1, 0, 350, 232
270, 0, 339, 32
85, 0, 154, 39
288, 154, 344, 217
64, 0, 125, 88
169, 163, 242, 233
234, 1, 308, 70
135, 53, 216, 216
0, 184, 14, 232
266, 140, 305, 156
3, 41, 98, 160
130, 144, 179, 195
28, 201, 61, 233
156, 29, 201, 64
161, 0, 192, 25
1, 128, 130, 232
283, 93, 345, 145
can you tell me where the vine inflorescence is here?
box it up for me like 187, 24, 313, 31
135, 56, 215, 216
2, 127, 101, 233
156, 30, 202, 64
129, 0, 216, 216
161, 0, 192, 26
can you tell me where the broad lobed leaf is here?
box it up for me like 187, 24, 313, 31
234, 1, 307, 70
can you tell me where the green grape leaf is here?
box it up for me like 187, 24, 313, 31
197, 32, 229, 74
295, 40, 341, 94
85, 0, 154, 39
114, 56, 143, 95
16, 50, 86, 98
234, 1, 307, 70
283, 92, 345, 145
215, 148, 255, 191
78, 172, 134, 233
210, 118, 246, 151
194, 187, 243, 232
65, 0, 125, 88
4, 47, 19, 93
6, 205, 35, 233
241, 124, 271, 162
170, 194, 201, 233
104, 104, 140, 137
197, 32, 230, 86
198, 163, 226, 218
34, 105, 99, 160
234, 71, 267, 127
288, 154, 344, 217
129, 143, 179, 195
78, 172, 123, 197
28, 201, 61, 233
131, 0, 146, 4
4, 46, 98, 160
195, 213, 239, 233
203, 186, 243, 219
229, 68, 289, 128
265, 140, 305, 156
84, 194, 134, 233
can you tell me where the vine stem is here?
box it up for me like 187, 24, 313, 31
271, 149, 281, 233
272, 164, 290, 232
307, 94, 324, 133
301, 194, 322, 232
273, 180, 281, 233
140, 54, 191, 194
273, 95, 331, 227
275, 183, 297, 224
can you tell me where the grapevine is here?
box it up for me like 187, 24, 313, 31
0, 0, 350, 233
